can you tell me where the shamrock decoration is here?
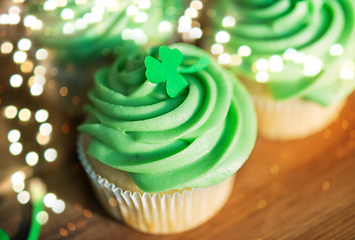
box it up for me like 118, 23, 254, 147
144, 46, 209, 98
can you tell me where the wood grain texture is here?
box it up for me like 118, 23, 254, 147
1, 94, 354, 240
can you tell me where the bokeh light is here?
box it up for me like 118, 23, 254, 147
36, 133, 50, 145
13, 51, 27, 63
17, 191, 30, 204
36, 211, 49, 225
35, 109, 49, 122
52, 199, 65, 214
10, 74, 23, 87
1, 42, 13, 54
30, 84, 44, 96
18, 108, 31, 121
218, 53, 231, 65
12, 182, 25, 192
18, 38, 31, 51
238, 45, 251, 57
39, 123, 52, 135
215, 31, 230, 43
43, 193, 57, 208
26, 152, 39, 166
11, 171, 25, 185
34, 65, 46, 76
8, 129, 20, 142
222, 16, 235, 27
9, 142, 23, 155
36, 49, 48, 60
44, 148, 57, 162
329, 43, 343, 56
256, 71, 269, 83
21, 60, 34, 73
4, 105, 18, 119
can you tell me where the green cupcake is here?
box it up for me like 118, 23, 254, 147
77, 43, 257, 234
204, 0, 355, 140
28, 0, 184, 64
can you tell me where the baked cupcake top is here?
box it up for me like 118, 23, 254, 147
27, 0, 183, 64
205, 0, 355, 106
78, 43, 257, 192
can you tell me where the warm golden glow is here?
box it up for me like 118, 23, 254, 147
270, 164, 279, 174
60, 86, 68, 97
84, 209, 93, 218
18, 108, 31, 121
36, 133, 50, 145
59, 228, 68, 236
4, 105, 18, 119
108, 198, 118, 207
21, 61, 34, 73
1, 42, 13, 54
257, 200, 267, 209
322, 181, 330, 190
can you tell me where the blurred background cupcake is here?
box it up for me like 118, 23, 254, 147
24, 0, 185, 111
27, 0, 184, 64
201, 0, 355, 141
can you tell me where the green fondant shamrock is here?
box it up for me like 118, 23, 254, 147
144, 46, 209, 98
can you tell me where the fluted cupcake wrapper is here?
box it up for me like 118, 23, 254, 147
77, 134, 235, 234
252, 94, 346, 141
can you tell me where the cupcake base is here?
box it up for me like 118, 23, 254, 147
242, 80, 346, 141
253, 94, 345, 141
77, 133, 235, 234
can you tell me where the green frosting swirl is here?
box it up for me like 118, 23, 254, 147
210, 0, 355, 106
28, 0, 183, 64
78, 43, 257, 192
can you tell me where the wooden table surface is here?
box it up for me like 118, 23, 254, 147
1, 2, 355, 239
1, 93, 355, 240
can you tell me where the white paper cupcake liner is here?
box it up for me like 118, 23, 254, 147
252, 94, 346, 141
77, 133, 235, 234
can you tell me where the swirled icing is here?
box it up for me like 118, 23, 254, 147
78, 43, 257, 192
209, 0, 355, 106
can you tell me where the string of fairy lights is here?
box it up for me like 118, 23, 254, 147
23, 0, 179, 47
0, 0, 64, 234
0, 0, 186, 237
177, 0, 203, 42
